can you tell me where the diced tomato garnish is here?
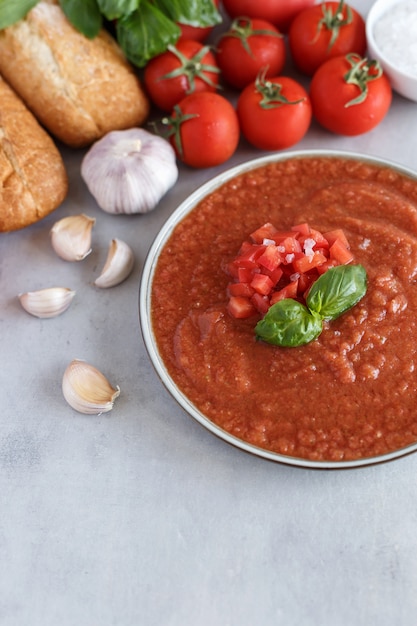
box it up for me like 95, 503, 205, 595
270, 279, 299, 304
237, 266, 258, 283
297, 270, 318, 294
309, 228, 330, 247
272, 230, 301, 243
329, 238, 354, 265
251, 292, 270, 314
225, 221, 357, 320
227, 282, 255, 297
237, 242, 266, 262
291, 222, 311, 236
323, 228, 350, 248
316, 260, 338, 275
292, 251, 328, 274
250, 222, 278, 243
257, 244, 281, 271
263, 266, 283, 286
250, 273, 274, 295
278, 236, 302, 254
227, 296, 257, 319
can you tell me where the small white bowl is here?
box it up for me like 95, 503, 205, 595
366, 0, 417, 102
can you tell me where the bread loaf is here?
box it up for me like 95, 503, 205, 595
0, 0, 150, 148
0, 76, 68, 232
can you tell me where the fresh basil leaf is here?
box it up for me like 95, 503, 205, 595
0, 0, 38, 29
255, 300, 323, 348
116, 1, 180, 67
59, 0, 102, 39
154, 0, 222, 27
96, 0, 138, 20
306, 264, 367, 321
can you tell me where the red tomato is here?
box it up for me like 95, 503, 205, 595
144, 40, 220, 112
289, 1, 366, 76
309, 54, 392, 135
165, 92, 240, 168
237, 74, 312, 150
178, 0, 220, 42
222, 0, 316, 32
216, 17, 286, 89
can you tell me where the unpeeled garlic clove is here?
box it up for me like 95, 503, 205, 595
19, 287, 76, 318
50, 214, 95, 261
94, 238, 134, 288
62, 359, 120, 415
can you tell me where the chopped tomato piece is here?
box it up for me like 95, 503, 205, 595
237, 266, 258, 283
263, 266, 283, 286
278, 236, 302, 255
250, 222, 278, 243
228, 282, 255, 297
316, 260, 338, 275
309, 228, 330, 247
257, 244, 281, 271
329, 239, 354, 265
227, 296, 257, 319
272, 230, 301, 243
237, 242, 266, 262
250, 273, 274, 295
323, 228, 350, 248
297, 270, 319, 294
292, 251, 328, 274
251, 292, 270, 314
291, 222, 310, 236
270, 279, 299, 304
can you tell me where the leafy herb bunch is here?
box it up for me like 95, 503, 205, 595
0, 0, 221, 67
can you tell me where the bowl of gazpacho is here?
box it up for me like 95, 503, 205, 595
140, 150, 417, 469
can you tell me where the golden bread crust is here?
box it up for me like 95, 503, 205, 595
0, 0, 150, 147
0, 76, 68, 232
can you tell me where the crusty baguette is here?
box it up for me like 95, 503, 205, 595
0, 75, 68, 232
0, 0, 150, 148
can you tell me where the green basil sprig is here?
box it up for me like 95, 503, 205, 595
255, 264, 368, 348
0, 0, 38, 29
0, 0, 222, 67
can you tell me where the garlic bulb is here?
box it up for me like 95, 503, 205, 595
51, 214, 95, 261
95, 238, 134, 288
80, 128, 178, 214
62, 359, 120, 415
19, 287, 76, 318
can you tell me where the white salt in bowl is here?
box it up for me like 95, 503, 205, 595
366, 0, 417, 102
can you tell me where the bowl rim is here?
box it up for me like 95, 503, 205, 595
139, 148, 417, 470
366, 0, 417, 82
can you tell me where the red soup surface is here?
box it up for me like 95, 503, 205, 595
151, 156, 417, 462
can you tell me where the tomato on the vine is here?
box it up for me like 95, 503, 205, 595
237, 73, 312, 150
222, 0, 316, 32
143, 40, 220, 112
163, 92, 240, 168
289, 0, 366, 76
216, 17, 286, 90
309, 54, 392, 136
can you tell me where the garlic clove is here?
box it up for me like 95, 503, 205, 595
94, 238, 134, 288
19, 287, 76, 318
62, 359, 120, 415
50, 214, 95, 261
81, 128, 178, 215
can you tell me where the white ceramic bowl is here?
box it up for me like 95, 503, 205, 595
139, 150, 417, 470
366, 0, 417, 102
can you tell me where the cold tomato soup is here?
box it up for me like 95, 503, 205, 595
151, 156, 417, 462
